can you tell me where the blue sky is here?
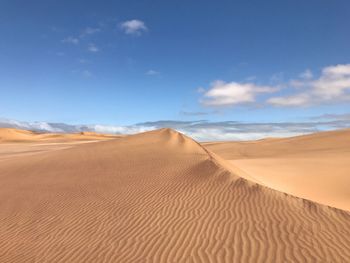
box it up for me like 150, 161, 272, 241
1, 0, 350, 134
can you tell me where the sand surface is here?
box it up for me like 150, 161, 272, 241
0, 128, 120, 162
0, 128, 349, 262
204, 129, 350, 211
0, 128, 119, 143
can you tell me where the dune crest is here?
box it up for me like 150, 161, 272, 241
0, 128, 349, 262
205, 128, 350, 211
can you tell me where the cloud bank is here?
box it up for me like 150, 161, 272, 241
1, 116, 349, 141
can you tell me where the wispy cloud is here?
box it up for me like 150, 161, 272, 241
180, 111, 217, 116
62, 36, 79, 45
120, 19, 148, 35
87, 43, 99, 52
78, 58, 89, 64
269, 72, 285, 84
145, 69, 160, 76
71, 69, 93, 78
310, 113, 350, 122
201, 80, 277, 107
299, 69, 313, 79
267, 64, 350, 107
80, 27, 101, 38
82, 70, 93, 78
61, 26, 101, 48
197, 87, 206, 93
267, 94, 309, 107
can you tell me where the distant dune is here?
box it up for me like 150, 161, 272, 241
0, 128, 349, 262
203, 128, 350, 159
204, 129, 350, 211
0, 128, 119, 143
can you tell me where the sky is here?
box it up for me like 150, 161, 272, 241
1, 0, 350, 140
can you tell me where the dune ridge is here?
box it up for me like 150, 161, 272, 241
203, 128, 350, 159
204, 128, 350, 211
0, 128, 349, 262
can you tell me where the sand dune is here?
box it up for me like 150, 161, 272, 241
0, 128, 119, 143
0, 128, 120, 162
204, 129, 350, 211
0, 128, 349, 262
203, 128, 350, 159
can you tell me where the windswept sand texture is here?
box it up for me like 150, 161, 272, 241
0, 128, 349, 262
204, 129, 350, 211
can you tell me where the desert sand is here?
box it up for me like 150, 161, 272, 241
0, 128, 119, 143
204, 129, 350, 211
0, 128, 349, 262
0, 128, 120, 162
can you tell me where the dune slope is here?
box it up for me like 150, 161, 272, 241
0, 128, 120, 162
203, 128, 350, 159
0, 129, 349, 262
204, 129, 350, 211
0, 128, 118, 143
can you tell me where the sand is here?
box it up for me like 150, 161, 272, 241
0, 128, 120, 162
204, 129, 350, 211
0, 128, 349, 262
0, 128, 119, 143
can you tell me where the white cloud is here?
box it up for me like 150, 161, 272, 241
201, 80, 277, 106
62, 36, 79, 45
181, 128, 304, 142
120, 19, 148, 35
323, 64, 350, 76
268, 64, 350, 107
198, 64, 350, 108
145, 70, 160, 76
87, 43, 99, 52
92, 124, 153, 135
